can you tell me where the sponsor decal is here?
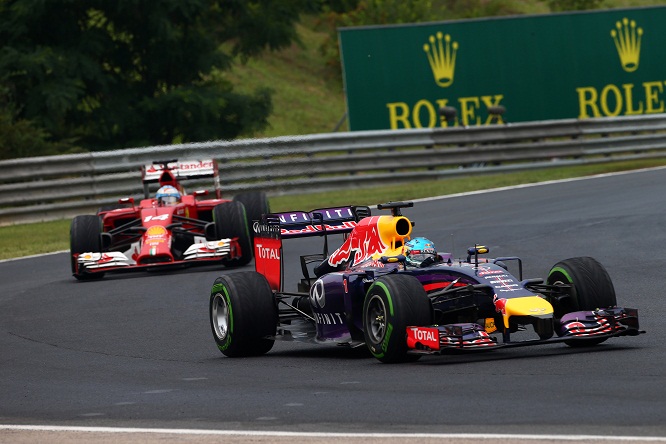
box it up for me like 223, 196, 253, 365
145, 225, 168, 246
423, 31, 459, 88
316, 207, 355, 220
407, 327, 440, 350
177, 160, 214, 170
144, 160, 214, 175
310, 279, 325, 308
485, 318, 497, 333
279, 211, 311, 223
577, 17, 663, 119
611, 17, 642, 73
497, 287, 521, 292
313, 312, 345, 325
256, 244, 280, 260
494, 295, 508, 315
146, 225, 168, 237
254, 236, 282, 291
476, 266, 505, 276
278, 207, 355, 224
280, 221, 357, 236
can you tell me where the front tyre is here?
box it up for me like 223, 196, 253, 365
210, 271, 277, 357
70, 215, 105, 280
363, 274, 432, 363
547, 256, 617, 347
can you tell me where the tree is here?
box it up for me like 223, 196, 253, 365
0, 0, 310, 153
318, 0, 435, 73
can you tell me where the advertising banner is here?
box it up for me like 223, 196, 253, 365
338, 6, 666, 130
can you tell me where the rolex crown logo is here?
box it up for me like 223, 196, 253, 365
423, 31, 459, 88
610, 17, 643, 73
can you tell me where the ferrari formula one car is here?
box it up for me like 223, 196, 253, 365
70, 159, 269, 280
208, 201, 643, 362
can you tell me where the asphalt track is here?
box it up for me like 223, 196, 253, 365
1, 167, 666, 443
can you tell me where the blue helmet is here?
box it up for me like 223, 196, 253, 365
404, 237, 437, 267
156, 185, 181, 206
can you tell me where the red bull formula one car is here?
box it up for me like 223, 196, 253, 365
70, 159, 269, 280
208, 201, 643, 362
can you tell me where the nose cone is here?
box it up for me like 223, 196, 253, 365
501, 296, 554, 328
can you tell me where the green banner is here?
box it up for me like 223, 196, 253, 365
338, 6, 666, 130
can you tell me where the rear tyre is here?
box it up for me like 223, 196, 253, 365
547, 256, 617, 347
233, 191, 270, 238
70, 215, 105, 280
209, 271, 277, 357
363, 274, 432, 363
212, 201, 253, 267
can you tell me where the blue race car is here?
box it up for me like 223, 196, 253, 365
209, 201, 643, 363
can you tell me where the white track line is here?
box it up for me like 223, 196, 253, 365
0, 425, 665, 441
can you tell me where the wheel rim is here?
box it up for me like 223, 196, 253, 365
366, 294, 387, 344
212, 293, 229, 341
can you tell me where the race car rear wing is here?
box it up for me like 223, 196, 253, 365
270, 206, 371, 239
254, 205, 371, 292
141, 159, 221, 198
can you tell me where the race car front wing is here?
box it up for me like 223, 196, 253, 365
75, 238, 235, 275
406, 306, 643, 354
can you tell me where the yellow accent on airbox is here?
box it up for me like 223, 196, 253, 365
373, 215, 413, 258
501, 296, 554, 329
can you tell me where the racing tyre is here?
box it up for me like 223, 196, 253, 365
209, 271, 277, 357
363, 274, 432, 363
70, 215, 105, 280
547, 256, 617, 347
233, 191, 270, 238
212, 201, 253, 267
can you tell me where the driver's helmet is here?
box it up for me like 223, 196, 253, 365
404, 237, 437, 267
156, 185, 181, 206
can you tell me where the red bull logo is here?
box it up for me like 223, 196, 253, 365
328, 217, 387, 266
494, 295, 508, 315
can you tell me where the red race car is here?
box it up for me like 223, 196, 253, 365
70, 159, 269, 280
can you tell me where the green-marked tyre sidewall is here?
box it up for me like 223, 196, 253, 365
362, 274, 431, 363
365, 282, 393, 358
212, 283, 234, 351
548, 267, 572, 284
209, 271, 277, 357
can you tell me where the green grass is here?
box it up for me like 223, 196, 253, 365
225, 17, 348, 137
3, 158, 665, 261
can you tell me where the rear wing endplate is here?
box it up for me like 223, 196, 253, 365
254, 205, 371, 292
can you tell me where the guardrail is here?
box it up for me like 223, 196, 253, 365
2, 114, 666, 225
